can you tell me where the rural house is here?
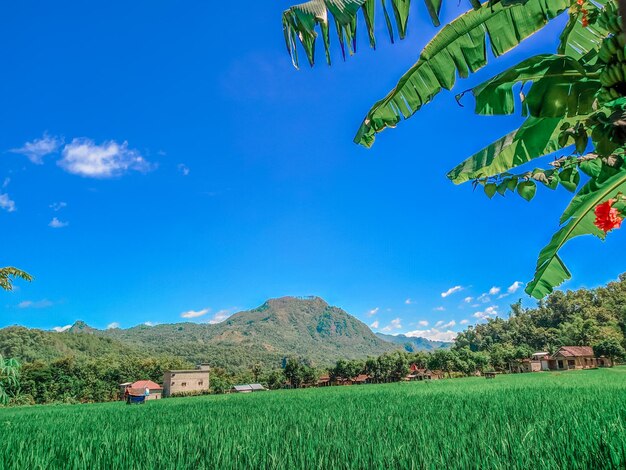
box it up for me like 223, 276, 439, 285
118, 380, 163, 400
131, 380, 163, 400
317, 374, 331, 387
162, 364, 210, 397
405, 364, 437, 381
538, 346, 612, 370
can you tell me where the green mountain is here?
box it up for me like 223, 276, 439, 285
0, 297, 454, 369
100, 296, 396, 368
375, 333, 452, 352
0, 297, 410, 369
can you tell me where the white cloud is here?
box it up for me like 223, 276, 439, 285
208, 308, 235, 324
460, 319, 469, 325
53, 325, 72, 332
58, 138, 153, 178
477, 293, 491, 303
433, 306, 445, 312
404, 298, 413, 305
418, 320, 429, 327
177, 163, 190, 176
441, 320, 456, 328
106, 322, 120, 329
488, 286, 501, 296
381, 318, 402, 332
507, 281, 524, 294
367, 307, 379, 317
464, 296, 473, 303
441, 286, 463, 298
0, 194, 16, 212
144, 321, 156, 327
370, 320, 379, 329
50, 202, 67, 211
181, 307, 211, 319
10, 133, 62, 164
473, 305, 499, 320
49, 217, 69, 228
435, 320, 444, 327
18, 299, 53, 309
405, 328, 457, 342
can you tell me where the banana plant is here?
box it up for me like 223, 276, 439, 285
0, 355, 20, 405
283, 0, 626, 298
0, 267, 32, 291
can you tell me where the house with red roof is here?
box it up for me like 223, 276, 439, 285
539, 346, 612, 371
120, 380, 163, 400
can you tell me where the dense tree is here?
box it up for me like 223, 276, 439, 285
593, 338, 626, 364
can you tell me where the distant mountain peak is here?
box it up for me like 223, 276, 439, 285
69, 321, 97, 334
375, 332, 452, 352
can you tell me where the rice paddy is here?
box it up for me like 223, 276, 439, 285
2, 368, 626, 469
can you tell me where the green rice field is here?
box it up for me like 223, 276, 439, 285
2, 368, 626, 469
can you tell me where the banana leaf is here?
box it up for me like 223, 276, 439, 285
354, 0, 570, 147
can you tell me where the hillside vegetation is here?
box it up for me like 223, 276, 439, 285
454, 274, 626, 358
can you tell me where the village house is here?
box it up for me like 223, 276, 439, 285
317, 374, 331, 387
405, 364, 439, 381
118, 380, 163, 400
531, 347, 613, 371
351, 374, 370, 385
162, 363, 210, 397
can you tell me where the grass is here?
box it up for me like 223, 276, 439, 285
2, 368, 626, 469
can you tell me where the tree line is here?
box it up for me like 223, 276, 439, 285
2, 275, 626, 405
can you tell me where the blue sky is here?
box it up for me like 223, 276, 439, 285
1, 2, 624, 341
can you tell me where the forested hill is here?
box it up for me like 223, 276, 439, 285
454, 274, 626, 356
375, 333, 452, 351
0, 296, 416, 369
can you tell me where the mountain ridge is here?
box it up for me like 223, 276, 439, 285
0, 296, 450, 369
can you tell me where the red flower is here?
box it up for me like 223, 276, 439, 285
594, 199, 623, 233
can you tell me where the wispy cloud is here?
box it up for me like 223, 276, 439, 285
10, 133, 63, 164
418, 320, 429, 327
52, 325, 71, 332
50, 202, 67, 212
367, 307, 379, 317
49, 217, 69, 228
477, 293, 491, 303
441, 286, 463, 298
404, 298, 413, 305
106, 322, 120, 329
405, 328, 457, 342
208, 308, 236, 324
0, 193, 16, 212
18, 299, 53, 309
433, 306, 445, 312
460, 319, 469, 325
177, 163, 190, 176
58, 138, 154, 178
473, 305, 499, 320
381, 318, 402, 332
507, 281, 524, 294
488, 286, 501, 296
181, 307, 210, 319
370, 320, 379, 329
464, 296, 473, 303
